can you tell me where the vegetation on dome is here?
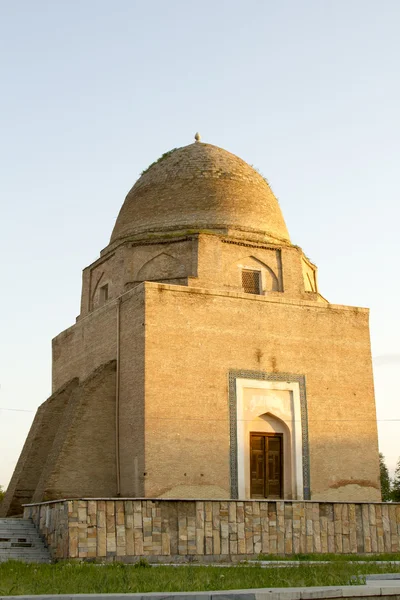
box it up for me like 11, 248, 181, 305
140, 148, 179, 177
250, 164, 270, 186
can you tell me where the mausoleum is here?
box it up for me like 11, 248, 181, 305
2, 136, 381, 517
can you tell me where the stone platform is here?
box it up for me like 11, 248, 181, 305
23, 499, 400, 562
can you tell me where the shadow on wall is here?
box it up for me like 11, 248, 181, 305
137, 253, 187, 282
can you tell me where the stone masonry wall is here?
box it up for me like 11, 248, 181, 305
24, 499, 400, 561
26, 501, 69, 560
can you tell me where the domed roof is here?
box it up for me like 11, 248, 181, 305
110, 142, 290, 245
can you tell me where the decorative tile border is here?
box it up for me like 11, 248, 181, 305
228, 370, 310, 500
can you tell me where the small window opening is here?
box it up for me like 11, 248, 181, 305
99, 284, 109, 305
242, 270, 262, 294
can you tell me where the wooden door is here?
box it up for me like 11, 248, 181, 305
250, 433, 283, 499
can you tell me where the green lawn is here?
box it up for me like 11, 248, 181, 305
0, 561, 399, 595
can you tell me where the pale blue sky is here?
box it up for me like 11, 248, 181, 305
1, 0, 399, 488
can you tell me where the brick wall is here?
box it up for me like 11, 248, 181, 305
110, 143, 290, 246
144, 283, 380, 502
32, 361, 118, 502
80, 233, 322, 322
0, 379, 79, 517
24, 499, 400, 561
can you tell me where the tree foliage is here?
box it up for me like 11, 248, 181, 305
380, 453, 392, 501
391, 458, 400, 502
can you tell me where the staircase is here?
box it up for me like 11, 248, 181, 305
0, 518, 51, 563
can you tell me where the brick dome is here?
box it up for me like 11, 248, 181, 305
110, 142, 291, 244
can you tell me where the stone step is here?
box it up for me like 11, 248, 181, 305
0, 545, 48, 552
0, 518, 36, 523
0, 529, 42, 538
0, 540, 46, 548
0, 526, 37, 531
0, 518, 24, 523
0, 540, 46, 547
0, 553, 51, 560
0, 536, 40, 539
0, 519, 36, 525
0, 519, 34, 526
0, 556, 50, 561
0, 529, 38, 538
0, 525, 37, 532
0, 533, 43, 540
0, 541, 47, 548
1, 556, 51, 559
0, 556, 51, 563
0, 537, 45, 548
0, 518, 52, 563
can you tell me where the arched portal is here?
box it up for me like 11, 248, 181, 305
233, 377, 306, 500
248, 412, 292, 499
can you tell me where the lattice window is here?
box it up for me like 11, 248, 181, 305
242, 270, 261, 294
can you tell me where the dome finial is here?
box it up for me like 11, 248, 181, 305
194, 132, 201, 143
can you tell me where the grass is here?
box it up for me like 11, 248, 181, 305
0, 561, 400, 596
257, 552, 400, 562
140, 148, 179, 176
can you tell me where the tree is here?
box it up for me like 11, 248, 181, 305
391, 458, 400, 502
379, 453, 391, 501
0, 485, 4, 503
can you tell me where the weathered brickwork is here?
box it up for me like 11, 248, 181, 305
24, 499, 400, 561
110, 142, 290, 246
80, 233, 321, 320
2, 277, 379, 515
0, 379, 79, 516
2, 140, 380, 516
32, 361, 118, 502
143, 284, 380, 502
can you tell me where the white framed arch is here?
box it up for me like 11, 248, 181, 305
235, 378, 304, 500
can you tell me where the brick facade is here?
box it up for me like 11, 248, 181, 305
1, 141, 380, 516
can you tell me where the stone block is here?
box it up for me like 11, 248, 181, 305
213, 529, 221, 554
134, 530, 143, 555
69, 527, 78, 558
126, 525, 134, 555
229, 502, 237, 523
162, 532, 170, 555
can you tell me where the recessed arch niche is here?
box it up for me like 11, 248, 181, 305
233, 255, 281, 293
136, 252, 187, 282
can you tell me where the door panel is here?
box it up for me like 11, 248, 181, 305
250, 433, 283, 499
250, 434, 265, 498
266, 436, 282, 498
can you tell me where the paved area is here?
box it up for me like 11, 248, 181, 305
2, 581, 400, 600
365, 573, 400, 586
250, 561, 400, 568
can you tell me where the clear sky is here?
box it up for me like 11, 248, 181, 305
1, 0, 399, 489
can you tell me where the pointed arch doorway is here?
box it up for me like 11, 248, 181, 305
229, 372, 310, 500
